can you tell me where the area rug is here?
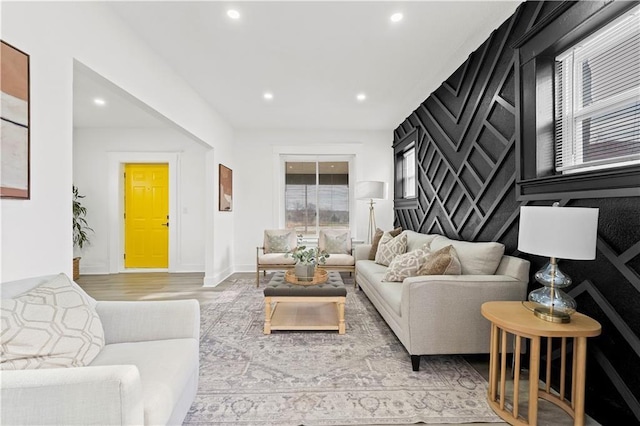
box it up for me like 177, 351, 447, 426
184, 276, 501, 425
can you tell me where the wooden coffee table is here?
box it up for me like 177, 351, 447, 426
263, 270, 347, 334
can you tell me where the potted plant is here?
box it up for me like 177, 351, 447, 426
73, 185, 93, 280
285, 246, 330, 281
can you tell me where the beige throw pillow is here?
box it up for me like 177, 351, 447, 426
1, 274, 105, 370
383, 248, 428, 282
369, 227, 402, 260
374, 232, 408, 266
417, 245, 462, 276
264, 230, 296, 253
319, 230, 351, 254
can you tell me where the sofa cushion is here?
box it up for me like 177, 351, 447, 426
1, 273, 105, 370
383, 248, 428, 282
403, 230, 440, 253
430, 236, 505, 275
375, 232, 408, 266
417, 245, 462, 276
258, 253, 296, 265
319, 229, 351, 254
369, 227, 402, 260
357, 261, 402, 316
90, 338, 199, 426
264, 230, 297, 254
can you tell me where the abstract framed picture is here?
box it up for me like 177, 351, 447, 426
219, 164, 232, 211
1, 41, 30, 199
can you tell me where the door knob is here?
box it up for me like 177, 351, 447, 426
161, 223, 169, 227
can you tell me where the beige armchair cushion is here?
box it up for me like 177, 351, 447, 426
323, 254, 355, 266
319, 229, 351, 254
263, 229, 297, 254
258, 254, 296, 265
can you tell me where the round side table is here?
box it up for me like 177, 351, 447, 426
481, 301, 601, 426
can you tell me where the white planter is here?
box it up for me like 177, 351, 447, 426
295, 263, 316, 282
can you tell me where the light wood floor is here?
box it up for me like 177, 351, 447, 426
75, 272, 599, 426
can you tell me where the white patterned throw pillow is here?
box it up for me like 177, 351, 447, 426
1, 274, 105, 370
375, 232, 408, 266
319, 230, 351, 254
383, 247, 429, 282
264, 230, 296, 253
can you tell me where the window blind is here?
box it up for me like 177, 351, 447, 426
555, 5, 640, 173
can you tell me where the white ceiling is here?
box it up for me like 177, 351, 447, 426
74, 1, 521, 131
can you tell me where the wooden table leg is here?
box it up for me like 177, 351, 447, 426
573, 337, 588, 426
264, 296, 272, 334
529, 336, 541, 426
489, 323, 499, 402
337, 298, 346, 334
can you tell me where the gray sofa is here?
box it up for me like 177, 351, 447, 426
355, 230, 530, 371
1, 274, 200, 425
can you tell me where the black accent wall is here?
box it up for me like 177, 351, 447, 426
393, 2, 640, 424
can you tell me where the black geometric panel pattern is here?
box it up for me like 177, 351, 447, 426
393, 2, 640, 425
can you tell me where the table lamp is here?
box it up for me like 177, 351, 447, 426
356, 181, 386, 244
517, 203, 599, 323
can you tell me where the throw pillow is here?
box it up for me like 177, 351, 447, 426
375, 232, 408, 266
264, 230, 295, 253
319, 230, 351, 254
369, 227, 402, 260
1, 273, 105, 370
383, 248, 428, 282
416, 245, 462, 276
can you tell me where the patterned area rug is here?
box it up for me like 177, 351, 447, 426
184, 276, 501, 425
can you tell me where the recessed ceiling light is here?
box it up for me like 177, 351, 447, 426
93, 98, 106, 106
263, 92, 274, 100
227, 9, 240, 20
390, 12, 403, 23
356, 93, 366, 102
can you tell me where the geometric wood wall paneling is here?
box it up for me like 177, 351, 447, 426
393, 2, 640, 423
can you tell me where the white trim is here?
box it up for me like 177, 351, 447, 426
203, 266, 234, 287
107, 152, 180, 273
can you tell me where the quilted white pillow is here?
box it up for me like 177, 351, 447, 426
375, 232, 408, 266
1, 273, 105, 370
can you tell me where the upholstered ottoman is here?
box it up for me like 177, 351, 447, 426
263, 271, 347, 334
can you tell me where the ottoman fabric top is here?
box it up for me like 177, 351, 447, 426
264, 271, 347, 297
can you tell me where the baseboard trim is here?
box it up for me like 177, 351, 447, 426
204, 267, 234, 287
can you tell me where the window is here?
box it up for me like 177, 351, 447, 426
284, 159, 349, 236
394, 128, 418, 209
402, 148, 416, 198
555, 5, 640, 174
515, 1, 640, 200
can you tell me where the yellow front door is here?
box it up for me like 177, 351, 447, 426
124, 163, 169, 268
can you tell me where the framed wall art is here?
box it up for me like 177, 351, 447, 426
1, 41, 30, 199
219, 164, 232, 211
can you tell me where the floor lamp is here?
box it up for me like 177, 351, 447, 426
518, 203, 599, 323
356, 181, 386, 244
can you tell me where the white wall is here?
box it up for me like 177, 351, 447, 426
73, 127, 208, 274
233, 129, 394, 271
0, 2, 234, 284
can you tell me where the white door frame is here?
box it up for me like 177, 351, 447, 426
107, 152, 179, 273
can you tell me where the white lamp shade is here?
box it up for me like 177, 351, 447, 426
518, 206, 599, 260
356, 181, 386, 200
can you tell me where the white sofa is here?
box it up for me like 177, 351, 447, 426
355, 230, 530, 371
1, 274, 200, 425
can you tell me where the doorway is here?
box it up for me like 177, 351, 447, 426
124, 163, 169, 268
